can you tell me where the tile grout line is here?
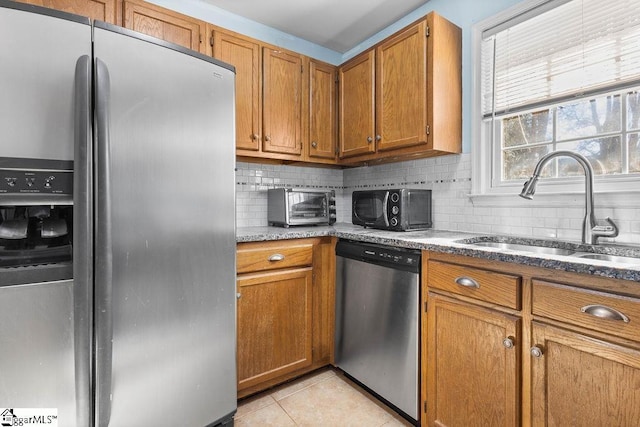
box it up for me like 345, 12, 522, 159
275, 400, 299, 426
271, 373, 338, 402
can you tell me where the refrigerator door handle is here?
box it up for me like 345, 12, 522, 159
73, 54, 93, 427
94, 57, 114, 427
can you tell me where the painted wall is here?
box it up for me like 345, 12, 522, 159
146, 0, 342, 63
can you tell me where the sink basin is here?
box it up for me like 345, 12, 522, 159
470, 241, 576, 256
573, 253, 640, 265
459, 236, 640, 266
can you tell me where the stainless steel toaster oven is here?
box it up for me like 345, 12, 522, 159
267, 188, 336, 227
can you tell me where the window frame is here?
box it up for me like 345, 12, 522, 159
471, 0, 640, 206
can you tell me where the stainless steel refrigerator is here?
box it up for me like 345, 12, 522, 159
0, 1, 237, 426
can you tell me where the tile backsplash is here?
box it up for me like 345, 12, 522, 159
236, 154, 640, 245
236, 162, 344, 227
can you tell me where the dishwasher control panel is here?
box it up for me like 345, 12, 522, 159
365, 249, 418, 266
336, 240, 421, 273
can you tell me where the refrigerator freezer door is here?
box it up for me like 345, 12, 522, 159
93, 25, 237, 426
0, 4, 92, 427
0, 4, 91, 162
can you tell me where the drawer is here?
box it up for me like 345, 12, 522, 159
237, 241, 313, 274
428, 260, 521, 310
532, 280, 640, 342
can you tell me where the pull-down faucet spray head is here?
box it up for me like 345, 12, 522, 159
519, 176, 539, 200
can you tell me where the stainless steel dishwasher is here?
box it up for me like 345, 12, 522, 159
334, 239, 420, 424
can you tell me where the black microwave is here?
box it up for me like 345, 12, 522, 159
352, 189, 432, 231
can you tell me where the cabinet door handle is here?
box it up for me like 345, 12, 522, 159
376, 134, 382, 141
503, 337, 515, 349
367, 136, 373, 143
530, 346, 543, 358
268, 253, 285, 262
311, 141, 318, 148
455, 276, 480, 289
251, 133, 260, 141
265, 134, 271, 142
236, 292, 242, 300
580, 304, 630, 323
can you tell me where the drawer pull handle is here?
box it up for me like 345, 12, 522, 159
268, 253, 285, 262
530, 346, 543, 358
580, 304, 630, 323
455, 276, 480, 289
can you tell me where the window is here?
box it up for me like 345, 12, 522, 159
474, 0, 640, 196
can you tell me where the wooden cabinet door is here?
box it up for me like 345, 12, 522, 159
426, 294, 520, 427
16, 0, 119, 24
339, 50, 375, 158
123, 0, 205, 53
376, 21, 427, 151
262, 48, 303, 156
213, 30, 261, 151
237, 267, 313, 391
530, 322, 640, 426
309, 59, 337, 160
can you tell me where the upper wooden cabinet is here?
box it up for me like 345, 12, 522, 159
212, 30, 262, 152
339, 50, 376, 158
309, 59, 338, 161
376, 21, 427, 152
123, 0, 206, 54
16, 0, 120, 24
211, 26, 330, 163
262, 48, 304, 156
339, 13, 461, 164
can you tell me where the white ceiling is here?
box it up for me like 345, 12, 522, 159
201, 0, 431, 53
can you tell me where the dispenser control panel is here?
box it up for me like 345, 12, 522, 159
0, 170, 73, 195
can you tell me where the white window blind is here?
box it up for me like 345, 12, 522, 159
482, 0, 640, 118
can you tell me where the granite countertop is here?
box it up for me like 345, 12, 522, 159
237, 223, 640, 282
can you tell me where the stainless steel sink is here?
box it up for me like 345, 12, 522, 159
459, 237, 640, 265
470, 241, 576, 256
572, 253, 640, 265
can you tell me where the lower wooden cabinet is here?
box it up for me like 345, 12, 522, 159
530, 320, 640, 425
236, 237, 335, 398
237, 267, 313, 390
426, 293, 520, 427
424, 251, 640, 427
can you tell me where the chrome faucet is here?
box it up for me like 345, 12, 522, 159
519, 150, 618, 245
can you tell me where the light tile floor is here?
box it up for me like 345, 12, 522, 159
235, 368, 414, 426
